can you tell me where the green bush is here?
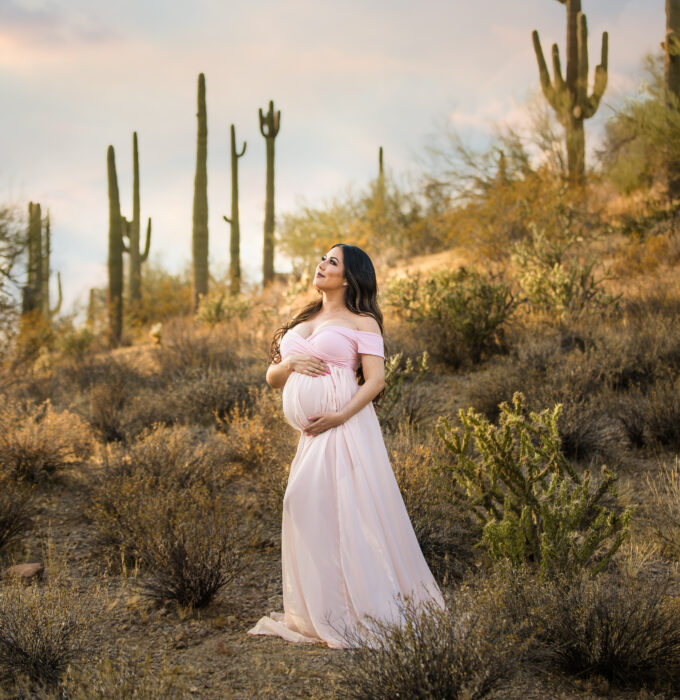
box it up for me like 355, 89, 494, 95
436, 392, 633, 576
383, 268, 516, 367
377, 351, 430, 433
195, 290, 253, 327
511, 223, 617, 318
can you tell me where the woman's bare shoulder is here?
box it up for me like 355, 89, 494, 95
354, 314, 381, 334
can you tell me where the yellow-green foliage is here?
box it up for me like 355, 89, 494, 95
383, 268, 516, 367
437, 392, 633, 576
511, 223, 617, 318
0, 398, 95, 482
377, 351, 430, 433
195, 289, 253, 327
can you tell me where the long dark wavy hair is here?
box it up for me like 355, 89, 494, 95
269, 243, 385, 402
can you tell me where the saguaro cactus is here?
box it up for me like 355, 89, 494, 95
532, 0, 608, 185
192, 73, 209, 312
259, 100, 280, 286
122, 132, 151, 306
107, 145, 124, 346
22, 201, 42, 314
40, 210, 62, 317
665, 0, 680, 199
21, 202, 61, 317
223, 124, 246, 295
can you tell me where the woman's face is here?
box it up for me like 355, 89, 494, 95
313, 245, 345, 291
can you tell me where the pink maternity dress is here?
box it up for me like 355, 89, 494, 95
247, 324, 445, 649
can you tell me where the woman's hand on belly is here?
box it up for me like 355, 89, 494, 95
287, 353, 330, 377
304, 410, 345, 436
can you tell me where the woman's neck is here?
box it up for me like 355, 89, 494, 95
319, 289, 347, 315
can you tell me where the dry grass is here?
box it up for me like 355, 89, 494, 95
0, 468, 35, 555
0, 576, 105, 692
0, 397, 95, 482
333, 572, 529, 700
85, 422, 256, 607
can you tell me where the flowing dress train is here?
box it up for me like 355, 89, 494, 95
247, 325, 445, 649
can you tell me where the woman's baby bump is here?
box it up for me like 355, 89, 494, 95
282, 365, 357, 432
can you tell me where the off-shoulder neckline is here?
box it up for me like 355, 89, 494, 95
290, 324, 383, 341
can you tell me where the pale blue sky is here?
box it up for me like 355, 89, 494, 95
0, 0, 663, 317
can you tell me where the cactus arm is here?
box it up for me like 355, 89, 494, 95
140, 217, 151, 262
236, 140, 246, 158
532, 30, 559, 112
583, 31, 608, 118
121, 218, 130, 253
50, 270, 62, 315
258, 107, 266, 137
223, 215, 232, 224
574, 11, 589, 116
274, 109, 281, 135
552, 43, 567, 96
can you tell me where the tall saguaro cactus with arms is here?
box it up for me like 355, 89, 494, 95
223, 124, 246, 295
259, 100, 280, 286
122, 131, 152, 307
532, 0, 608, 185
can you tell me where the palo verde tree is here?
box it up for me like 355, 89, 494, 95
259, 100, 281, 286
223, 124, 246, 295
532, 0, 608, 185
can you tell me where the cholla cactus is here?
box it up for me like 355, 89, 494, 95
437, 392, 633, 577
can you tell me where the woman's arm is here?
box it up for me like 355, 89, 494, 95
304, 353, 385, 436
266, 354, 330, 389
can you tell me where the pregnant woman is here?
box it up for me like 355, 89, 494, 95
247, 243, 445, 649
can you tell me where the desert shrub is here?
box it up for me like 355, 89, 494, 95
131, 483, 252, 607
169, 365, 260, 427
86, 423, 251, 606
63, 650, 190, 699
377, 351, 430, 433
511, 223, 618, 318
0, 578, 103, 691
217, 385, 295, 472
383, 268, 516, 367
437, 392, 633, 576
616, 376, 680, 452
0, 398, 95, 482
216, 385, 295, 524
388, 422, 480, 584
0, 468, 35, 554
531, 568, 680, 691
157, 316, 240, 378
644, 457, 680, 558
195, 289, 254, 327
334, 574, 528, 699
